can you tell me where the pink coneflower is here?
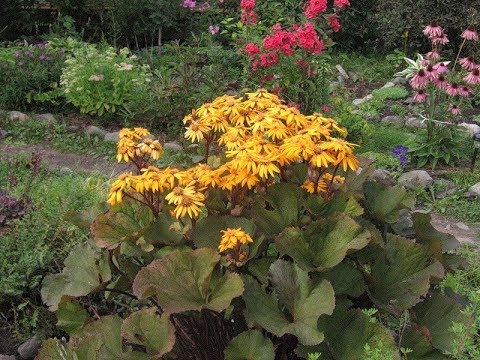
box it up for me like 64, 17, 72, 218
424, 64, 438, 80
414, 90, 428, 103
448, 104, 461, 115
465, 68, 480, 85
433, 62, 448, 74
461, 25, 479, 41
446, 82, 460, 96
419, 59, 430, 67
410, 69, 429, 89
425, 51, 440, 60
423, 20, 443, 38
458, 86, 472, 97
434, 75, 448, 90
459, 56, 476, 71
432, 33, 449, 45
209, 24, 220, 35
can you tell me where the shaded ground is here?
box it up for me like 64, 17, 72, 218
0, 142, 129, 175
0, 326, 19, 355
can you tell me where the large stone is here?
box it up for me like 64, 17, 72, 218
18, 335, 42, 359
398, 170, 433, 190
104, 131, 120, 142
163, 142, 183, 152
369, 169, 396, 186
352, 94, 373, 106
9, 111, 29, 122
348, 71, 359, 82
34, 113, 56, 124
85, 125, 107, 138
0, 355, 16, 360
393, 77, 408, 86
465, 182, 480, 198
381, 115, 404, 126
403, 97, 415, 105
335, 64, 349, 80
382, 81, 395, 88
458, 122, 480, 137
405, 117, 426, 128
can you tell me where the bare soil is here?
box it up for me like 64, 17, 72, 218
0, 143, 129, 175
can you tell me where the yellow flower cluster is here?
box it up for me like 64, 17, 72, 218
116, 128, 163, 163
107, 89, 359, 219
218, 228, 253, 252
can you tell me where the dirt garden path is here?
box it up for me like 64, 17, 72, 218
0, 142, 129, 175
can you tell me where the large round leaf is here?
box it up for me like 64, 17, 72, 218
224, 330, 275, 360
133, 248, 244, 313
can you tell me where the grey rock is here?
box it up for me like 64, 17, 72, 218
455, 222, 470, 231
364, 112, 380, 122
348, 71, 359, 82
398, 170, 433, 190
381, 115, 404, 126
403, 97, 415, 105
191, 155, 204, 163
59, 167, 73, 175
0, 129, 7, 139
104, 131, 120, 142
337, 75, 345, 86
0, 355, 16, 360
465, 182, 480, 198
405, 117, 426, 128
369, 169, 396, 186
9, 111, 29, 122
352, 94, 373, 106
163, 142, 183, 152
18, 335, 42, 359
335, 64, 349, 80
329, 81, 340, 90
393, 77, 408, 86
85, 125, 107, 138
34, 113, 56, 124
382, 81, 396, 89
458, 122, 480, 137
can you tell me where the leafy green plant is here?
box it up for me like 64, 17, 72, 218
357, 125, 411, 154
0, 42, 65, 110
361, 152, 403, 172
408, 127, 465, 169
390, 104, 408, 117
61, 43, 151, 120
37, 91, 473, 359
372, 86, 409, 101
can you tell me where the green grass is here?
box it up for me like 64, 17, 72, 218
432, 170, 480, 228
330, 51, 406, 83
357, 124, 412, 154
0, 156, 109, 339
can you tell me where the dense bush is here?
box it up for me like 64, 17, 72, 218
0, 43, 65, 110
61, 44, 151, 120
36, 90, 474, 359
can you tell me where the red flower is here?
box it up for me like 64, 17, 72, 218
304, 0, 327, 19
241, 10, 258, 25
263, 28, 297, 56
295, 23, 325, 54
245, 43, 261, 57
334, 0, 350, 9
322, 105, 330, 112
260, 52, 279, 68
260, 74, 274, 85
240, 0, 255, 11
328, 14, 341, 32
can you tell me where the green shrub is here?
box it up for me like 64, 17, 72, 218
0, 43, 65, 110
361, 151, 402, 172
372, 86, 409, 101
61, 44, 152, 121
358, 125, 411, 153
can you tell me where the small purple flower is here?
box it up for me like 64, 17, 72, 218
39, 53, 46, 61
24, 50, 34, 58
390, 145, 409, 168
59, 49, 65, 57
209, 24, 220, 35
14, 51, 20, 58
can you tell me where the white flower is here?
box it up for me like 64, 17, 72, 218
88, 74, 104, 81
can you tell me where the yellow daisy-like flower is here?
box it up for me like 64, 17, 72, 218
184, 120, 211, 142
218, 227, 253, 252
301, 180, 328, 194
107, 172, 134, 205
172, 195, 205, 219
136, 139, 163, 160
